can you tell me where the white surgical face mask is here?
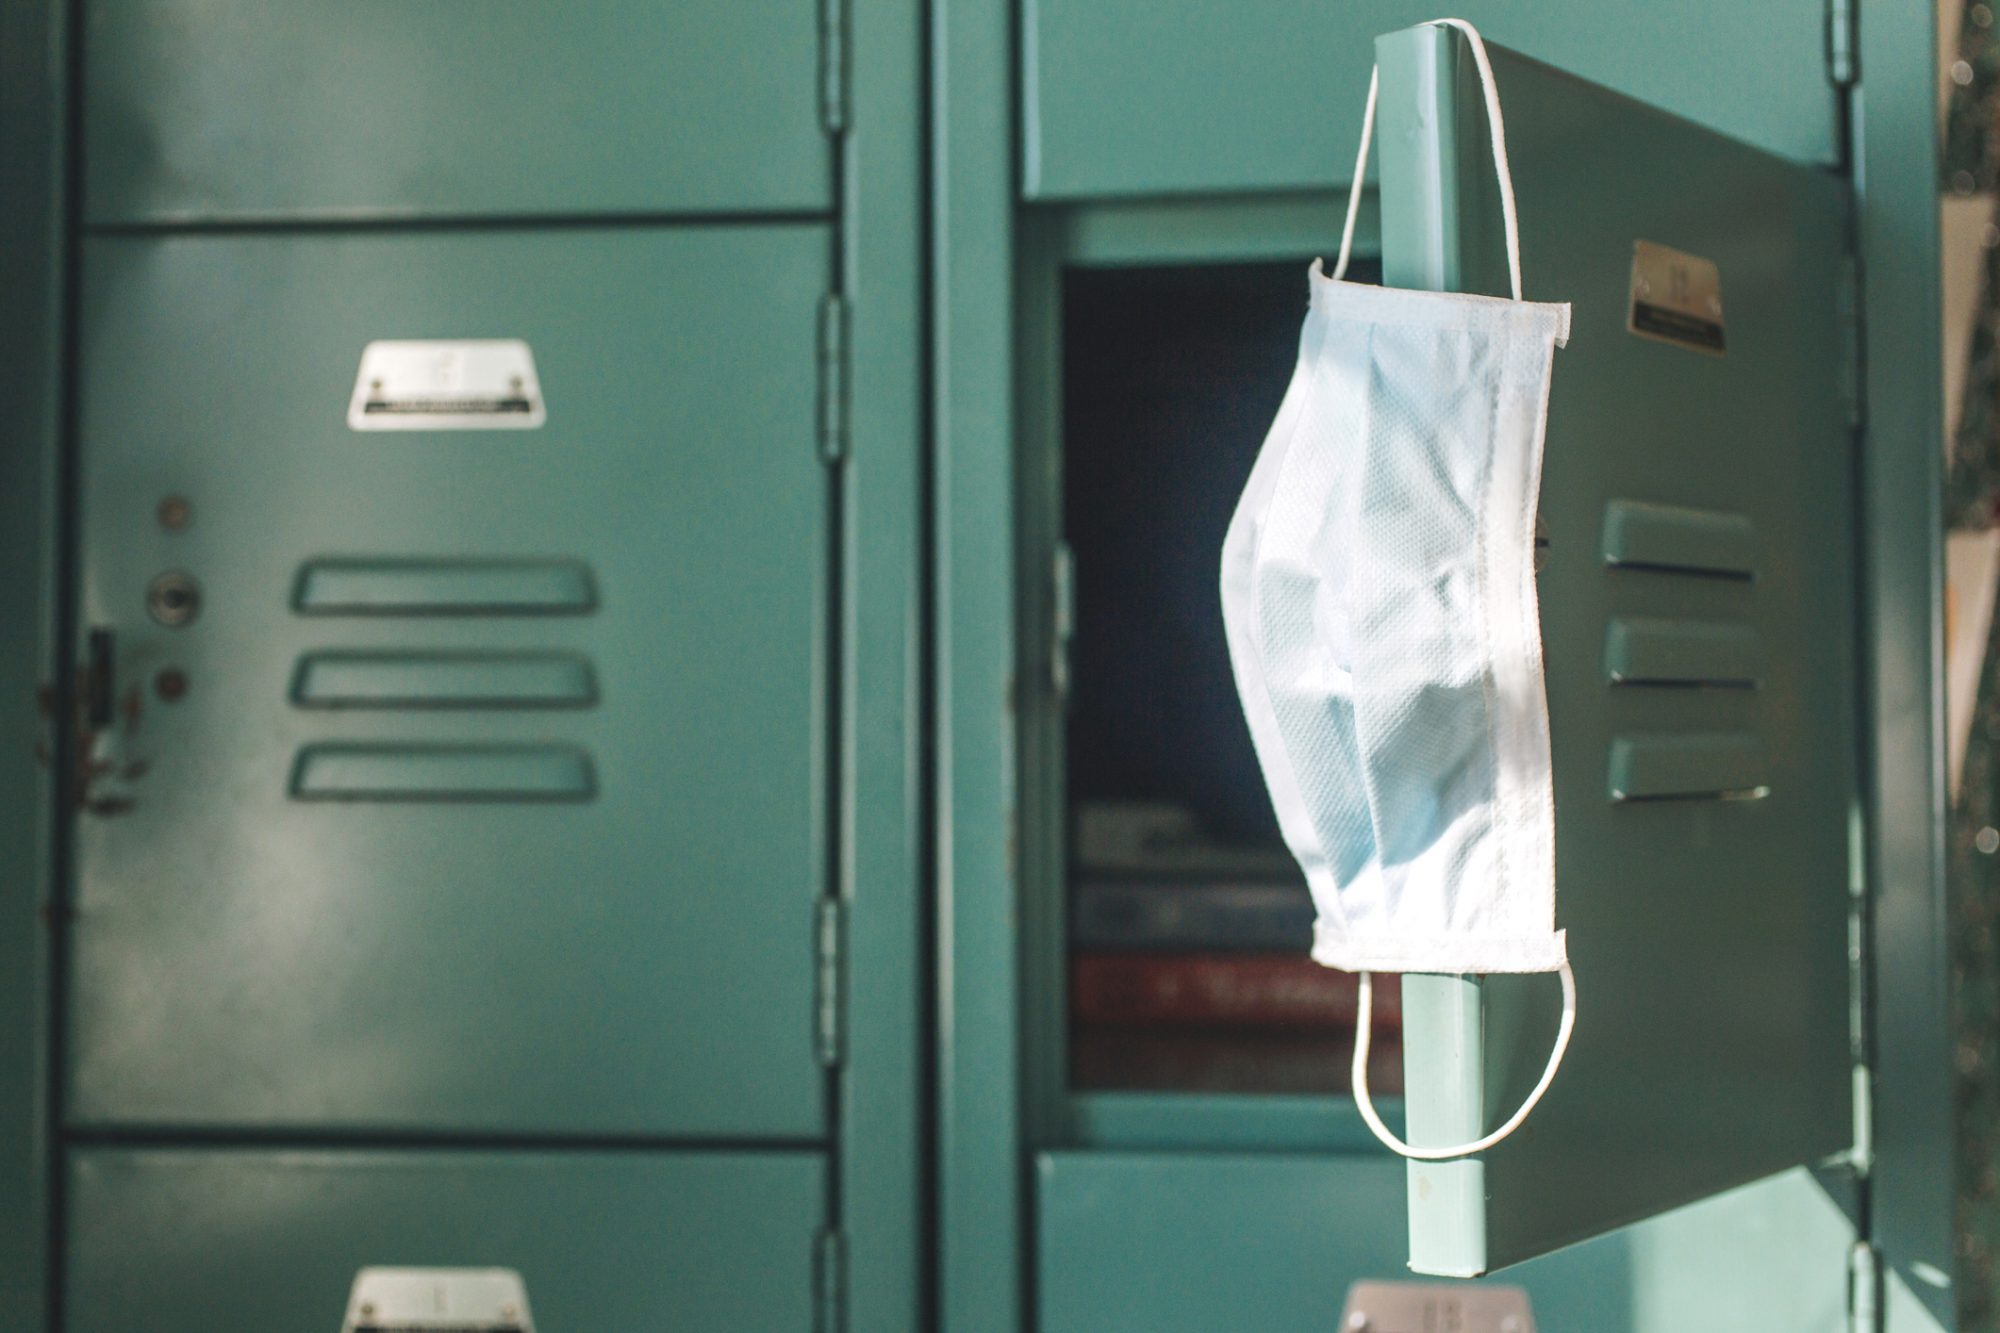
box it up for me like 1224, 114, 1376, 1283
1219, 18, 1575, 1160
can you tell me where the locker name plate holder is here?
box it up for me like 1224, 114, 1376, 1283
1627, 239, 1725, 355
349, 340, 547, 430
341, 1266, 536, 1333
1340, 1281, 1534, 1333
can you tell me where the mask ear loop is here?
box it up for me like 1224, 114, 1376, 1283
1328, 66, 1378, 286
1330, 17, 1524, 302
1337, 18, 1561, 1160
1353, 962, 1576, 1161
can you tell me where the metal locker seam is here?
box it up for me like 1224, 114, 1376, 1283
814, 1224, 847, 1333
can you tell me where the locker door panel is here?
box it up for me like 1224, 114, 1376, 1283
67, 227, 829, 1138
1022, 0, 1837, 201
65, 1147, 824, 1331
1372, 29, 1856, 1273
1036, 1152, 1637, 1332
83, 1, 829, 224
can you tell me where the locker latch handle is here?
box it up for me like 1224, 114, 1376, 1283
84, 628, 115, 730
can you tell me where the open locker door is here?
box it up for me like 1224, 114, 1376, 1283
1370, 26, 1859, 1275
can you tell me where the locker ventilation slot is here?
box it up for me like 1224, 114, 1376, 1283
1608, 734, 1768, 803
292, 558, 597, 615
291, 651, 598, 709
1601, 500, 1756, 579
1604, 617, 1760, 688
290, 743, 596, 802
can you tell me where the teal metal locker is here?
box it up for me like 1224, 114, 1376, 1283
65, 1149, 826, 1331
82, 1, 830, 223
1377, 26, 1857, 1276
69, 226, 831, 1138
937, 2, 1953, 1330
1, 0, 926, 1326
0, 0, 1966, 1328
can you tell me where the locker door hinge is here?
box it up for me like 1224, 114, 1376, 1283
814, 1227, 847, 1333
1846, 804, 1875, 1172
818, 294, 849, 465
1848, 1241, 1881, 1333
815, 897, 845, 1068
819, 0, 850, 133
1050, 540, 1076, 706
1827, 0, 1857, 86
1836, 255, 1863, 432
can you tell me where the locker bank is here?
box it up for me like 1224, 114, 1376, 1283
0, 0, 1980, 1329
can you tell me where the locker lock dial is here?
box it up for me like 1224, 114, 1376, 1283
146, 571, 200, 627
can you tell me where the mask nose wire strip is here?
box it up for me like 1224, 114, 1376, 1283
1331, 17, 1524, 302
1351, 961, 1577, 1161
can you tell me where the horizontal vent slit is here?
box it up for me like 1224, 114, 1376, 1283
1602, 500, 1756, 579
292, 652, 597, 709
1609, 733, 1768, 803
294, 559, 596, 616
1605, 617, 1762, 688
291, 743, 595, 802
1604, 561, 1755, 583
1611, 787, 1772, 805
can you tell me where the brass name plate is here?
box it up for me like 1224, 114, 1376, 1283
1628, 239, 1725, 355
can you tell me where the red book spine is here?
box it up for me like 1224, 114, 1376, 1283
1070, 953, 1402, 1029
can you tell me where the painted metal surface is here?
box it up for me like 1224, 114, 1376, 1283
1855, 0, 1958, 1320
83, 1, 829, 224
1021, 0, 1839, 201
1377, 27, 1856, 1275
64, 1147, 824, 1331
1035, 1151, 1636, 1332
0, 0, 64, 1325
836, 0, 930, 1325
1038, 1154, 1861, 1333
0, 2, 942, 1330
67, 227, 830, 1138
933, 0, 1024, 1328
0, 0, 1952, 1327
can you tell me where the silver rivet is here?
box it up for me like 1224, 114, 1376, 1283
1954, 59, 1977, 86
1345, 1315, 1371, 1332
1954, 169, 1979, 195
1977, 826, 1999, 855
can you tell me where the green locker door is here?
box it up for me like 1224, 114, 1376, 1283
65, 1147, 826, 1330
1368, 28, 1858, 1274
83, 0, 830, 223
67, 227, 832, 1138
